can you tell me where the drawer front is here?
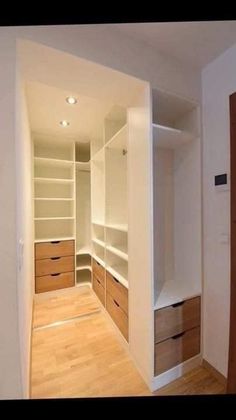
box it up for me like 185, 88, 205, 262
35, 272, 74, 293
155, 296, 201, 344
154, 326, 200, 376
92, 274, 105, 306
106, 292, 129, 342
35, 240, 74, 260
35, 256, 74, 277
92, 258, 105, 286
106, 271, 128, 315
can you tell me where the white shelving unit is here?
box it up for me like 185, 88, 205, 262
152, 88, 201, 310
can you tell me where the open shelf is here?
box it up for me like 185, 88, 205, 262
34, 137, 74, 161
35, 218, 74, 242
76, 254, 91, 270
106, 265, 128, 289
75, 142, 90, 162
153, 124, 193, 149
106, 245, 128, 261
92, 221, 105, 227
76, 246, 91, 255
34, 198, 74, 218
154, 280, 201, 310
76, 265, 92, 272
106, 223, 128, 232
34, 197, 73, 201
92, 238, 105, 247
91, 148, 105, 225
76, 269, 91, 285
34, 157, 74, 166
34, 177, 74, 183
34, 217, 74, 220
35, 236, 75, 243
76, 161, 90, 171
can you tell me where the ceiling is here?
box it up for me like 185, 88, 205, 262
110, 21, 236, 70
26, 81, 113, 141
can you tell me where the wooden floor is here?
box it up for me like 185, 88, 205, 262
31, 286, 225, 398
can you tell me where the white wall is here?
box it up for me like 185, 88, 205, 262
202, 43, 236, 376
15, 70, 34, 397
0, 24, 201, 398
0, 33, 22, 399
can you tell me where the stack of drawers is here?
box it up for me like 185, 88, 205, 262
154, 296, 201, 376
35, 240, 75, 293
91, 258, 129, 342
92, 258, 105, 305
106, 271, 128, 342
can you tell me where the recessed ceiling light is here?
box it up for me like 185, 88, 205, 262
66, 96, 77, 105
60, 120, 70, 127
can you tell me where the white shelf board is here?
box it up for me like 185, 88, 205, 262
106, 265, 128, 289
92, 221, 105, 227
154, 280, 201, 310
76, 161, 90, 171
76, 282, 92, 288
35, 236, 75, 243
34, 157, 74, 166
106, 245, 128, 261
153, 124, 193, 149
34, 177, 74, 183
106, 223, 128, 232
76, 265, 92, 272
105, 124, 127, 150
76, 246, 91, 255
93, 254, 105, 268
92, 238, 105, 248
34, 217, 75, 221
34, 197, 74, 201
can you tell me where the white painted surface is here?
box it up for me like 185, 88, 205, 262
151, 354, 202, 391
111, 21, 236, 70
128, 86, 154, 388
201, 42, 236, 376
0, 34, 23, 399
15, 75, 34, 399
153, 124, 193, 149
153, 148, 174, 299
0, 23, 201, 397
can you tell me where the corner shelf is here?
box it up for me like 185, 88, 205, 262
152, 123, 193, 149
76, 246, 91, 255
76, 265, 92, 272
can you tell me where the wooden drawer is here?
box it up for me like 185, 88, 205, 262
154, 326, 200, 376
35, 256, 74, 277
35, 271, 74, 293
106, 270, 128, 315
35, 240, 74, 260
155, 296, 201, 344
106, 292, 129, 342
92, 274, 105, 306
92, 258, 105, 286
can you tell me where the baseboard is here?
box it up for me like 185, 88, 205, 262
151, 354, 202, 392
202, 359, 227, 386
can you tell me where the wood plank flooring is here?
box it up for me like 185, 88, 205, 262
31, 286, 225, 398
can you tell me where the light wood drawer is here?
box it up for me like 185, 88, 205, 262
92, 274, 105, 306
92, 258, 105, 286
35, 240, 74, 260
106, 292, 129, 342
35, 271, 74, 293
35, 256, 74, 277
154, 326, 200, 376
155, 296, 201, 344
106, 270, 128, 315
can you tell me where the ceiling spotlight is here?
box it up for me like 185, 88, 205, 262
66, 96, 77, 105
60, 120, 70, 127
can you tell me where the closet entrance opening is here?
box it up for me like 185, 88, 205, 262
18, 39, 153, 397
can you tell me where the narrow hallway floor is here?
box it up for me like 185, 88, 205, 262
31, 286, 225, 398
